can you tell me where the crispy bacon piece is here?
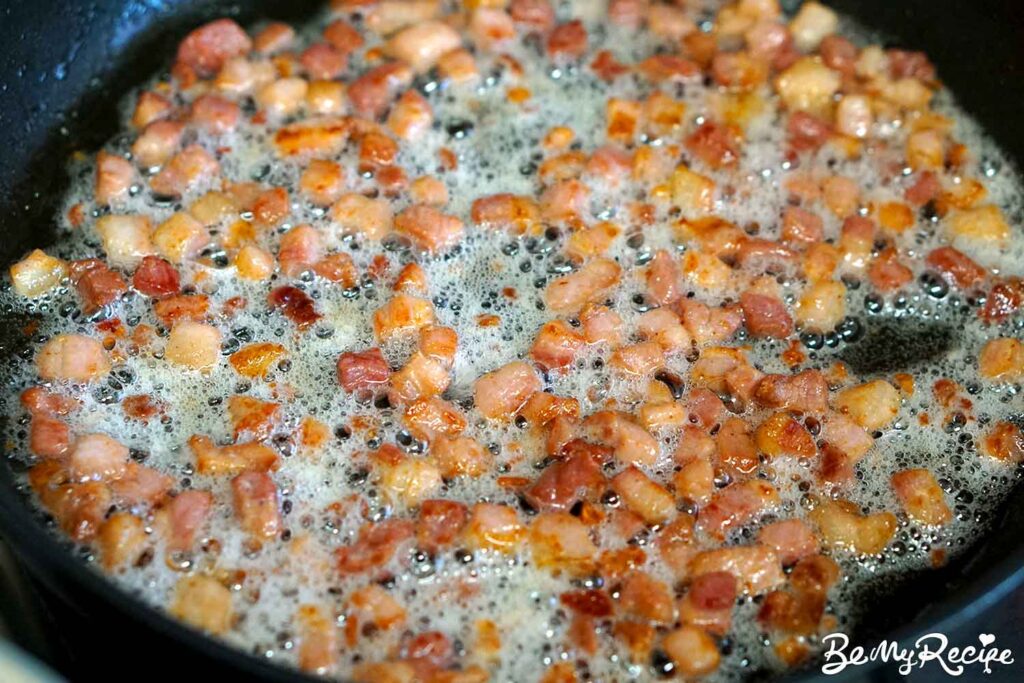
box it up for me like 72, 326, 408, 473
787, 111, 832, 153
758, 519, 819, 565
906, 171, 941, 206
109, 462, 172, 508
416, 499, 468, 554
698, 480, 779, 539
679, 571, 736, 636
982, 422, 1024, 462
394, 205, 465, 253
471, 193, 540, 233
547, 21, 587, 60
324, 19, 363, 53
36, 334, 111, 383
132, 256, 180, 299
227, 396, 280, 442
755, 370, 829, 414
868, 248, 913, 293
30, 416, 70, 459
231, 471, 281, 541
154, 294, 210, 327
189, 435, 279, 476
545, 258, 622, 314
590, 50, 629, 81
645, 250, 681, 306
301, 42, 347, 79
523, 449, 604, 512
529, 320, 585, 371
688, 545, 784, 595
685, 122, 740, 170
348, 62, 413, 119
740, 291, 793, 339
190, 94, 240, 135
176, 19, 252, 77
72, 260, 127, 314
714, 417, 759, 479
925, 246, 986, 290
267, 286, 321, 329
980, 279, 1024, 324
336, 519, 415, 574
510, 0, 555, 31
891, 468, 951, 526
636, 54, 700, 82
888, 49, 936, 81
337, 348, 391, 392
150, 144, 219, 197
163, 490, 214, 552
560, 589, 613, 617
473, 362, 542, 421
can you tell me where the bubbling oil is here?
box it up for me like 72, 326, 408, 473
1, 1, 1023, 681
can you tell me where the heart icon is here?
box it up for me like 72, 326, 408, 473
980, 634, 996, 647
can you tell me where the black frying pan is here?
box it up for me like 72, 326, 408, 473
0, 1, 1022, 681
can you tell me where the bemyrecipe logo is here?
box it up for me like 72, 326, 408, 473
820, 632, 1015, 676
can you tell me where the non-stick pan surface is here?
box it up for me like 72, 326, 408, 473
0, 1, 1022, 681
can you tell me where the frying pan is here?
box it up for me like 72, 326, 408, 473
0, 0, 1022, 680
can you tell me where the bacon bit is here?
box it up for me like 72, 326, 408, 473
404, 397, 467, 442
980, 279, 1024, 324
176, 19, 252, 77
740, 292, 793, 339
982, 422, 1024, 462
755, 413, 816, 459
190, 434, 280, 476
590, 50, 629, 81
474, 362, 542, 421
471, 193, 540, 233
348, 62, 413, 119
230, 342, 287, 380
232, 471, 281, 541
868, 247, 913, 293
509, 0, 555, 30
154, 294, 210, 326
438, 147, 457, 171
637, 55, 700, 82
150, 144, 219, 197
877, 202, 915, 232
74, 261, 127, 314
273, 118, 351, 157
301, 42, 347, 80
394, 205, 465, 253
416, 499, 468, 554
267, 286, 321, 329
906, 170, 942, 206
787, 112, 832, 153
758, 519, 819, 566
891, 468, 951, 526
530, 320, 585, 371
190, 94, 240, 135
336, 519, 415, 575
324, 19, 363, 53
67, 203, 87, 228
524, 450, 604, 513
547, 20, 587, 60
162, 490, 213, 552
132, 256, 180, 299
755, 370, 829, 414
337, 348, 390, 393
122, 394, 163, 422
925, 246, 986, 290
